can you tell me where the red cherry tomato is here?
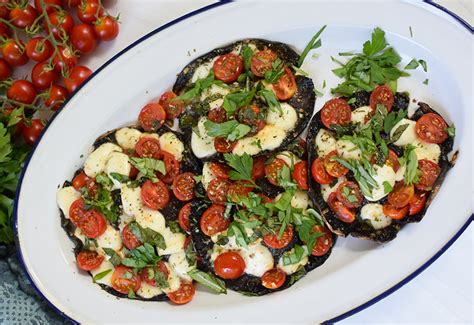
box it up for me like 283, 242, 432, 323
94, 15, 119, 41
70, 24, 97, 53
135, 137, 161, 158
327, 192, 355, 223
383, 203, 409, 220
160, 151, 180, 184
26, 37, 53, 62
213, 53, 243, 83
111, 265, 141, 295
9, 4, 37, 29
159, 91, 185, 119
292, 161, 308, 190
206, 178, 232, 205
214, 137, 236, 153
250, 50, 277, 77
141, 180, 170, 210
311, 225, 333, 256
78, 209, 107, 238
323, 150, 349, 178
166, 282, 195, 305
386, 149, 400, 172
173, 172, 196, 202
34, 0, 64, 14
207, 107, 227, 123
200, 204, 230, 236
388, 181, 415, 208
263, 226, 293, 249
32, 62, 60, 90
409, 191, 427, 215
321, 98, 352, 129
7, 80, 37, 104
0, 58, 11, 80
139, 261, 169, 286
77, 0, 103, 24
415, 113, 448, 144
138, 102, 166, 131
2, 40, 28, 66
76, 250, 104, 271
273, 67, 297, 100
311, 158, 334, 185
209, 162, 229, 179
46, 10, 75, 40
69, 198, 85, 225
336, 181, 363, 209
52, 46, 78, 73
64, 65, 92, 93
264, 158, 287, 186
178, 202, 192, 233
65, 0, 81, 7
261, 268, 286, 289
122, 223, 142, 250
415, 159, 441, 191
370, 85, 394, 112
72, 171, 91, 190
227, 181, 253, 202
214, 251, 246, 279
0, 22, 9, 38
45, 85, 68, 111
0, 1, 9, 20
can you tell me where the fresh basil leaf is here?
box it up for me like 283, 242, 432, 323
109, 173, 129, 183
363, 27, 387, 56
93, 269, 112, 282
418, 59, 428, 72
403, 145, 420, 185
203, 120, 250, 141
264, 58, 285, 84
188, 269, 227, 294
282, 245, 308, 266
227, 222, 250, 248
404, 58, 419, 70
446, 126, 455, 138
383, 181, 393, 194
95, 173, 112, 187
154, 269, 169, 289
384, 109, 407, 133
242, 45, 253, 72
142, 228, 166, 249
390, 123, 409, 143
288, 267, 307, 286
227, 124, 251, 142
129, 157, 165, 182
258, 89, 281, 113
298, 25, 327, 67
103, 248, 122, 266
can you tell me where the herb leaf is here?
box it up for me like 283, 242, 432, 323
188, 269, 227, 294
384, 109, 407, 133
129, 157, 165, 182
282, 245, 308, 266
298, 25, 327, 67
93, 269, 112, 282
102, 248, 122, 266
203, 120, 251, 141
224, 153, 253, 183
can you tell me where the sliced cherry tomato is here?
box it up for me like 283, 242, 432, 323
22, 119, 44, 145
237, 105, 265, 135
135, 137, 161, 158
0, 58, 11, 80
9, 4, 37, 29
207, 107, 227, 123
2, 40, 28, 66
122, 223, 142, 250
383, 203, 409, 220
311, 158, 334, 185
70, 23, 97, 54
415, 113, 448, 144
72, 172, 91, 190
263, 226, 293, 249
214, 251, 245, 280
78, 209, 107, 238
227, 181, 253, 202
209, 162, 229, 179
327, 192, 355, 223
252, 156, 266, 180
250, 49, 277, 77
25, 37, 53, 62
160, 151, 180, 184
45, 84, 68, 111
370, 85, 394, 112
159, 91, 185, 119
178, 202, 192, 232
138, 102, 166, 131
32, 61, 59, 90
141, 180, 170, 210
207, 178, 232, 204
77, 0, 103, 23
214, 137, 237, 153
64, 65, 92, 93
323, 150, 349, 178
409, 191, 427, 215
46, 10, 75, 40
292, 161, 308, 190
139, 261, 169, 286
76, 250, 104, 271
7, 80, 37, 104
94, 15, 119, 41
200, 204, 230, 236
311, 225, 333, 256
388, 181, 415, 208
167, 282, 195, 305
336, 181, 363, 208
386, 149, 400, 172
321, 98, 352, 129
273, 67, 297, 100
415, 159, 441, 191
173, 172, 196, 201
213, 53, 243, 83
52, 45, 78, 72
261, 268, 286, 289
258, 193, 273, 203
265, 158, 286, 186
34, 0, 64, 14
111, 265, 141, 295
69, 198, 85, 225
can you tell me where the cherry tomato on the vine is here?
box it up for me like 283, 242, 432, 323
46, 10, 75, 40
77, 0, 103, 24
32, 62, 60, 90
64, 65, 92, 93
7, 80, 37, 104
70, 23, 97, 54
52, 45, 78, 73
34, 0, 64, 14
9, 4, 38, 29
0, 58, 11, 80
22, 119, 44, 145
95, 15, 119, 41
45, 85, 69, 111
25, 37, 53, 62
2, 40, 28, 67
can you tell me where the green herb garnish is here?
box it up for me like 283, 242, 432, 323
129, 157, 166, 182
298, 25, 327, 67
188, 269, 227, 294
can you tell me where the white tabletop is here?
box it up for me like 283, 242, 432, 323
80, 1, 473, 322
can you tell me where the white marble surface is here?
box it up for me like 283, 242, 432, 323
79, 1, 473, 323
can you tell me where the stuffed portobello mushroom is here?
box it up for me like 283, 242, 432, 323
173, 39, 316, 161
307, 86, 456, 242
187, 143, 335, 295
57, 103, 204, 303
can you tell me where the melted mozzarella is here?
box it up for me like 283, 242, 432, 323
390, 118, 417, 146
321, 177, 346, 202
136, 207, 166, 233
191, 58, 216, 82
73, 228, 87, 244
200, 84, 229, 110
168, 251, 193, 282
157, 228, 186, 256
57, 186, 81, 218
291, 190, 310, 211
365, 164, 397, 201
84, 143, 122, 178
360, 203, 392, 230
90, 260, 114, 287
201, 162, 216, 190
351, 106, 372, 125
96, 225, 122, 253
395, 164, 406, 182
191, 117, 216, 159
105, 152, 131, 189
278, 247, 309, 275
266, 103, 298, 131
232, 125, 286, 156
336, 139, 362, 160
413, 140, 440, 163
137, 282, 163, 299
120, 185, 142, 217
115, 127, 142, 150
159, 132, 184, 161
241, 243, 274, 277
315, 129, 337, 157
276, 151, 301, 166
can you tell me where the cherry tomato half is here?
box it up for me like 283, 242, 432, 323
141, 179, 170, 210
265, 158, 286, 186
370, 85, 394, 112
323, 150, 349, 178
166, 282, 195, 305
138, 103, 166, 131
415, 159, 441, 191
214, 137, 236, 153
415, 113, 448, 144
336, 181, 363, 209
250, 49, 277, 77
321, 98, 352, 129
327, 192, 355, 223
311, 158, 334, 185
261, 268, 286, 289
388, 181, 414, 208
409, 191, 427, 215
292, 161, 308, 190
76, 250, 104, 271
214, 251, 246, 280
173, 172, 196, 202
207, 178, 232, 205
209, 162, 229, 179
263, 226, 293, 249
111, 265, 141, 294
200, 204, 230, 236
135, 137, 161, 158
383, 203, 409, 220
311, 225, 333, 256
213, 53, 243, 83
78, 209, 107, 238
273, 67, 297, 100
178, 202, 192, 233
159, 91, 185, 119
122, 223, 142, 250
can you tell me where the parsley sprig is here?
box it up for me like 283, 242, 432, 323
298, 25, 327, 67
129, 157, 166, 182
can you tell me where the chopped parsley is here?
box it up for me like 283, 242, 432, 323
129, 157, 166, 182
298, 25, 326, 67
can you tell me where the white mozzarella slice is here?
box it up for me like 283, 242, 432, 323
241, 243, 274, 277
276, 151, 301, 166
191, 58, 216, 83
360, 203, 392, 230
73, 228, 87, 244
291, 190, 310, 211
390, 118, 417, 146
157, 228, 186, 256
96, 225, 123, 253
266, 102, 298, 131
315, 129, 337, 157
137, 282, 163, 299
201, 162, 216, 190
232, 125, 286, 156
277, 247, 309, 275
351, 106, 372, 125
105, 152, 131, 189
168, 251, 193, 282
230, 137, 262, 156
395, 164, 406, 182
321, 177, 346, 202
84, 143, 122, 178
118, 214, 134, 231
191, 117, 217, 159
413, 140, 440, 163
90, 260, 114, 287
120, 185, 142, 217
136, 207, 166, 234
57, 186, 81, 219
159, 132, 184, 161
140, 133, 160, 141
162, 262, 182, 293
365, 164, 397, 202
115, 127, 142, 150
336, 139, 362, 160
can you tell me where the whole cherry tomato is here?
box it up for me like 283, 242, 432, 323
77, 0, 103, 24
25, 37, 53, 62
52, 46, 78, 73
95, 15, 119, 41
22, 119, 44, 145
64, 65, 92, 93
34, 0, 64, 14
70, 24, 97, 53
9, 4, 38, 29
31, 62, 60, 90
46, 10, 75, 40
45, 85, 69, 111
7, 80, 37, 104
2, 40, 28, 67
0, 58, 11, 80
